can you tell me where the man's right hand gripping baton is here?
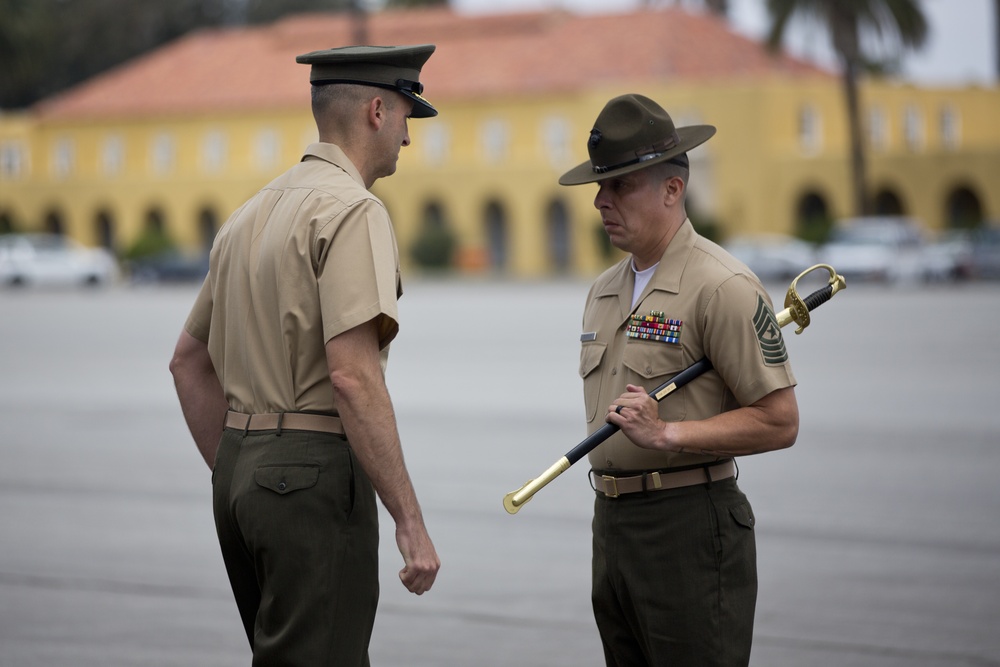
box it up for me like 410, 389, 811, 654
503, 264, 847, 515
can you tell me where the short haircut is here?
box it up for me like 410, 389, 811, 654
310, 83, 388, 126
645, 156, 690, 189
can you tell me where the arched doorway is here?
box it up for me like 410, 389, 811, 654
410, 200, 456, 269
0, 209, 16, 234
546, 198, 571, 273
484, 200, 508, 271
198, 207, 219, 251
94, 209, 116, 251
794, 191, 832, 244
145, 206, 167, 237
945, 186, 983, 229
872, 189, 905, 216
44, 208, 66, 235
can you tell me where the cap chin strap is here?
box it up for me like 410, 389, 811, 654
309, 78, 417, 95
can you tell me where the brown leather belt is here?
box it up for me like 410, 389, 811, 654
225, 410, 344, 435
592, 459, 735, 498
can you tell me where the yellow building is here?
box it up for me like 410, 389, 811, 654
1, 6, 998, 277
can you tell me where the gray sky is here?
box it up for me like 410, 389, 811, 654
448, 0, 997, 86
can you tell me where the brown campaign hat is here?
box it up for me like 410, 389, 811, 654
559, 94, 715, 186
296, 44, 438, 118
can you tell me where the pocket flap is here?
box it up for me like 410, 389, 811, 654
579, 342, 606, 379
729, 502, 756, 530
622, 342, 685, 379
254, 465, 319, 495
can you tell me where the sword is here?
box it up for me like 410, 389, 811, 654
503, 263, 846, 514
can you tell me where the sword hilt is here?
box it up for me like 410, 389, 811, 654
780, 264, 846, 334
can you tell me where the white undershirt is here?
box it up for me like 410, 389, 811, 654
632, 260, 659, 309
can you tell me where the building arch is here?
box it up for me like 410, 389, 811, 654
144, 206, 168, 237
94, 208, 116, 251
793, 190, 832, 243
410, 199, 456, 269
546, 197, 571, 273
872, 188, 906, 216
0, 208, 17, 234
197, 205, 220, 250
944, 185, 983, 229
483, 199, 509, 271
44, 207, 66, 235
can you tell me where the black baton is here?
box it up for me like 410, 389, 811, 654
503, 264, 846, 514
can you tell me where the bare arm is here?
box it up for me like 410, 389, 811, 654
607, 384, 798, 457
169, 330, 228, 469
326, 318, 440, 595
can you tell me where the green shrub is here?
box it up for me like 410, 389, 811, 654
410, 222, 456, 269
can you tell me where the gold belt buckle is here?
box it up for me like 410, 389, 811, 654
601, 475, 620, 498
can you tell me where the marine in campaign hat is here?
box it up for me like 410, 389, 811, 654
296, 44, 437, 118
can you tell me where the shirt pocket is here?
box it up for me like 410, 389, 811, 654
621, 341, 687, 421
579, 341, 607, 423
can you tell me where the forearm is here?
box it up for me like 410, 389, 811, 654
612, 385, 798, 458
170, 331, 228, 469
326, 318, 439, 594
334, 376, 424, 527
660, 395, 798, 457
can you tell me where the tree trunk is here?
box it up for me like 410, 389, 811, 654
841, 61, 869, 216
830, 10, 869, 217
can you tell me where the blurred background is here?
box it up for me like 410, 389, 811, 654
2, 1, 1000, 666
1, 0, 998, 285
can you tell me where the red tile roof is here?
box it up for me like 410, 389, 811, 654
35, 6, 831, 120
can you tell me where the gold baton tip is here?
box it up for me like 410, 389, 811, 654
503, 483, 532, 514
503, 456, 571, 515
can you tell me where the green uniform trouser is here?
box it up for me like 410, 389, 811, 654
213, 426, 379, 667
592, 476, 757, 667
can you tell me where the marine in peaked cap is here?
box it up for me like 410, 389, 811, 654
297, 44, 438, 118
173, 39, 441, 667
559, 93, 715, 185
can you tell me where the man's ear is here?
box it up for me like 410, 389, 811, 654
367, 95, 386, 129
663, 175, 685, 206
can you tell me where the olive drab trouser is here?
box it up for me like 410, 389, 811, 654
213, 427, 379, 667
592, 477, 758, 667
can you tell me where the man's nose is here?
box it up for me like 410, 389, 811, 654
594, 184, 610, 210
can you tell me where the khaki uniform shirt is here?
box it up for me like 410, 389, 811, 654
185, 142, 401, 415
581, 220, 796, 471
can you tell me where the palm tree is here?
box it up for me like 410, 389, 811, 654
764, 0, 928, 217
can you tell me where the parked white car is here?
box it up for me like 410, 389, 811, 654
723, 233, 818, 282
0, 233, 119, 287
818, 216, 949, 284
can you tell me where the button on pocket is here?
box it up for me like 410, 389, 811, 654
255, 465, 319, 495
729, 502, 756, 530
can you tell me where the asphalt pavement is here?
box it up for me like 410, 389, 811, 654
1, 277, 998, 667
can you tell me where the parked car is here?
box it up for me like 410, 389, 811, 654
0, 233, 119, 288
817, 216, 960, 284
923, 229, 974, 282
126, 250, 209, 284
723, 233, 817, 282
964, 226, 1000, 280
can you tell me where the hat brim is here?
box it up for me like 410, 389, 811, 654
558, 125, 716, 186
401, 89, 437, 118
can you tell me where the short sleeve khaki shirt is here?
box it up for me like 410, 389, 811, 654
581, 220, 796, 471
185, 143, 401, 415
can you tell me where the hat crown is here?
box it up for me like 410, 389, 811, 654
296, 44, 437, 118
588, 94, 679, 171
558, 93, 716, 186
